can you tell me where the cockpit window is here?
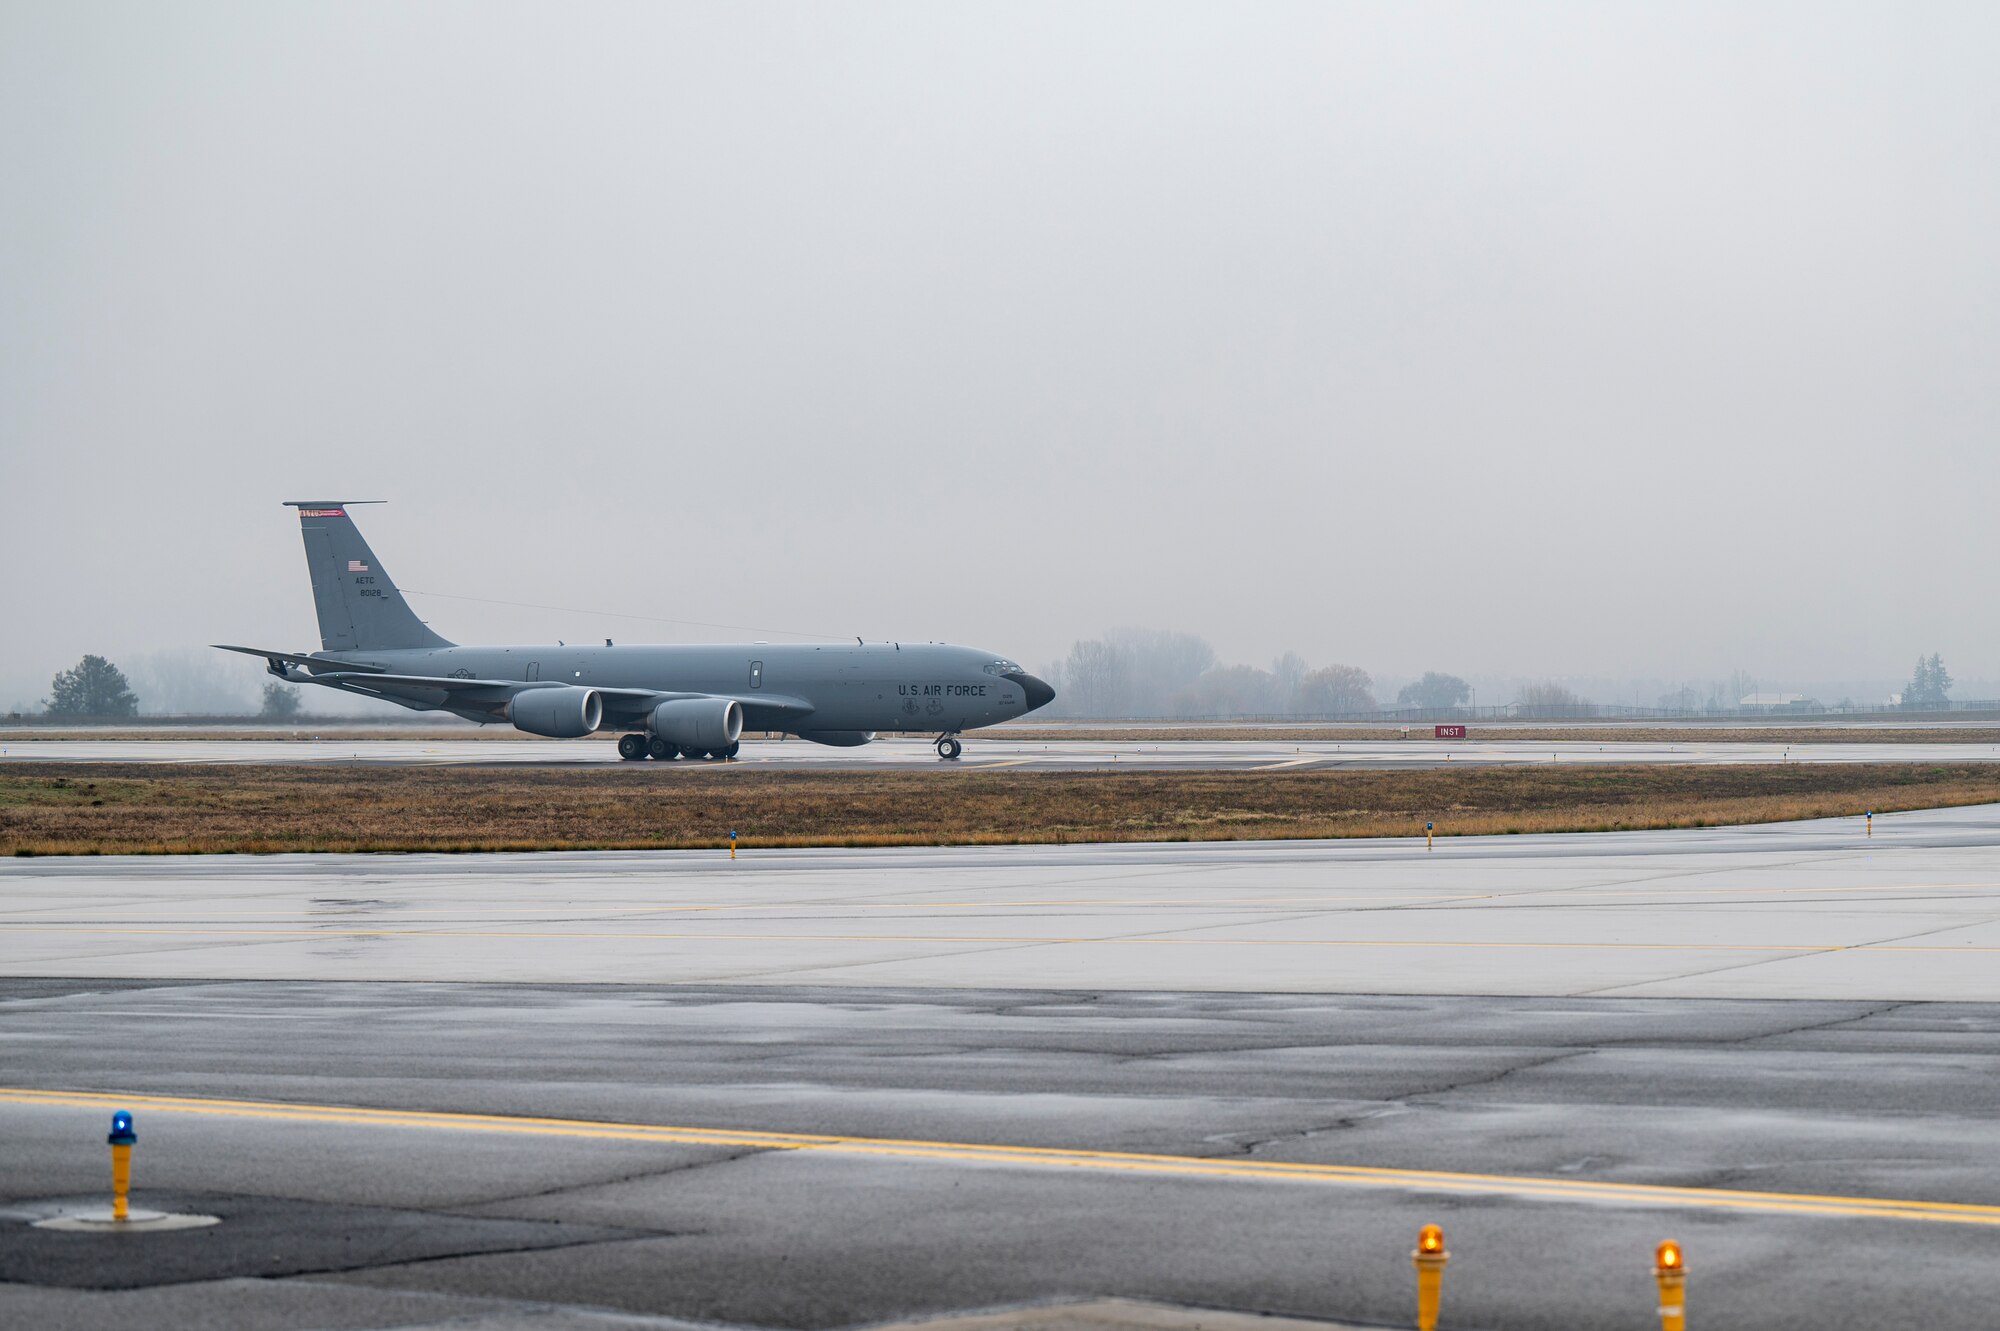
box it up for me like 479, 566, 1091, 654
985, 660, 1022, 676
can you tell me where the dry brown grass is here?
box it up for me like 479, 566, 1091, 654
3, 762, 1994, 856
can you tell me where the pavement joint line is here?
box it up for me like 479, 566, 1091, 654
9, 879, 1997, 928
5, 1087, 2000, 1226
8, 878, 1997, 922
5, 925, 1998, 953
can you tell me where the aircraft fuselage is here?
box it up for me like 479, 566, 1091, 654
302, 640, 1042, 735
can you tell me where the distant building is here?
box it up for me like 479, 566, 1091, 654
1739, 692, 1818, 713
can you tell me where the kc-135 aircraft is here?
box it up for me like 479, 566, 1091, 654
217, 502, 1054, 760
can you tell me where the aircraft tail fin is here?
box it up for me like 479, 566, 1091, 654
284, 502, 452, 652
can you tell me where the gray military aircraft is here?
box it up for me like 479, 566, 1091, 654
217, 502, 1054, 760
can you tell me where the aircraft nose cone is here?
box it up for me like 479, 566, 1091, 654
1006, 672, 1056, 713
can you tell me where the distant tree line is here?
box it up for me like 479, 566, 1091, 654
1645, 654, 1962, 715
1043, 630, 1496, 719
1044, 629, 1380, 719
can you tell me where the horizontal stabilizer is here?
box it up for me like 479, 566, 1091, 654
212, 644, 387, 676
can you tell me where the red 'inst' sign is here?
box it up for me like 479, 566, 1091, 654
1434, 724, 1467, 740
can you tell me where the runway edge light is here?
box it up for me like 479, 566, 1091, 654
1412, 1223, 1448, 1331
1652, 1239, 1687, 1331
107, 1110, 136, 1222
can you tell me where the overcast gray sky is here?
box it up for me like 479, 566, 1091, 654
4, 1, 1997, 710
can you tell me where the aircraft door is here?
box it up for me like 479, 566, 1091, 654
749, 660, 763, 689
526, 661, 540, 681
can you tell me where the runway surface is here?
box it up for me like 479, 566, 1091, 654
5, 805, 2000, 999
5, 982, 2000, 1330
9, 734, 2000, 769
9, 811, 2000, 1328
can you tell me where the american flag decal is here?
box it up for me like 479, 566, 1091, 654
348, 560, 369, 572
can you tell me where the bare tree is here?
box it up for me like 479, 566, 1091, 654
1176, 664, 1285, 716
1061, 639, 1128, 718
1513, 680, 1586, 715
1109, 627, 1217, 716
1271, 652, 1308, 698
1055, 628, 1219, 717
1296, 664, 1375, 715
1396, 672, 1471, 711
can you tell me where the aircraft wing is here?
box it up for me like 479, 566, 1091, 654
215, 646, 813, 728
213, 644, 385, 674
302, 670, 814, 728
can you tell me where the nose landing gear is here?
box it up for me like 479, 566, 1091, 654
936, 734, 963, 761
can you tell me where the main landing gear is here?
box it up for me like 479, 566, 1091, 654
618, 734, 741, 761
935, 734, 963, 761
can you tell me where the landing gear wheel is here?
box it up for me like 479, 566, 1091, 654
937, 735, 962, 761
647, 736, 677, 761
721, 740, 741, 759
617, 734, 647, 761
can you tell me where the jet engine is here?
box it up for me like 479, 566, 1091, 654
649, 697, 743, 750
508, 685, 603, 738
797, 730, 876, 747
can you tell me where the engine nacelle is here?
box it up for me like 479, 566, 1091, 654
797, 730, 875, 747
508, 685, 603, 738
650, 697, 743, 750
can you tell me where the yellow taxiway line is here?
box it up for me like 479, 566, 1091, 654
5, 1086, 1998, 1227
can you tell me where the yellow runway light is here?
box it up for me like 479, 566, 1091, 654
1652, 1239, 1687, 1330
1412, 1223, 1449, 1331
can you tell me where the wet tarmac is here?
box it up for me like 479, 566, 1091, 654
7, 810, 2000, 1328
5, 805, 1999, 1000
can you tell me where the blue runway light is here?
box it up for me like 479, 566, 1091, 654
108, 1111, 136, 1145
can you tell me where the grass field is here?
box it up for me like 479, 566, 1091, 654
3, 762, 1995, 855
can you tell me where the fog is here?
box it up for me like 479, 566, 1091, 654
5, 3, 1997, 715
